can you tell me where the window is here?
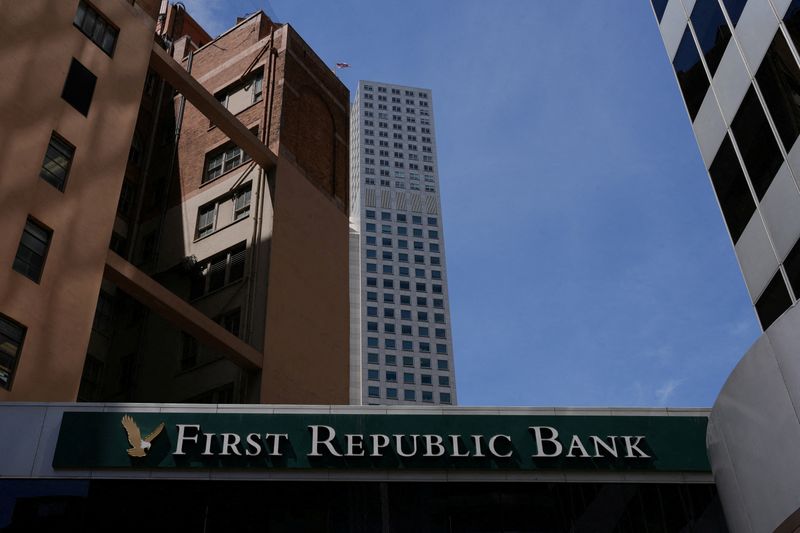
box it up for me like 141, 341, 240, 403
384, 323, 395, 334
429, 230, 439, 239
368, 352, 379, 364
651, 0, 668, 22
368, 369, 379, 381
439, 376, 450, 387
384, 308, 395, 318
190, 242, 246, 298
367, 291, 377, 301
756, 31, 800, 152
421, 358, 431, 369
382, 265, 393, 275
386, 355, 397, 366
401, 310, 412, 320
672, 27, 709, 121
216, 308, 241, 336
690, 0, 731, 76
385, 339, 396, 349
731, 87, 783, 199
366, 236, 377, 246
721, 0, 747, 26
418, 311, 429, 321
435, 328, 446, 339
403, 356, 414, 367
387, 388, 398, 399
366, 277, 377, 287
368, 386, 380, 398
13, 218, 51, 283
419, 327, 429, 337
417, 297, 427, 306
366, 210, 376, 219
421, 374, 432, 386
366, 223, 376, 233
367, 322, 378, 332
367, 263, 377, 274
404, 372, 415, 384
433, 298, 444, 308
382, 251, 393, 260
430, 243, 440, 253
440, 392, 452, 404
436, 344, 448, 354
386, 371, 397, 382
196, 203, 216, 238
62, 58, 97, 116
400, 294, 411, 303
0, 315, 25, 390
434, 313, 445, 323
437, 359, 449, 370
74, 1, 118, 55
402, 340, 413, 351
420, 342, 430, 353
368, 337, 379, 348
422, 391, 433, 402
404, 390, 416, 401
367, 306, 378, 317
384, 293, 394, 303
40, 133, 75, 191
755, 271, 792, 329
399, 267, 409, 276
204, 142, 252, 183
216, 70, 263, 114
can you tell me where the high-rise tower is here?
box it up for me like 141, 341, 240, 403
652, 2, 800, 530
350, 81, 457, 405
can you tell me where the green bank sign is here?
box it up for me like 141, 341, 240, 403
53, 412, 710, 472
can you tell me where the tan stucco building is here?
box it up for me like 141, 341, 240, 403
0, 0, 350, 405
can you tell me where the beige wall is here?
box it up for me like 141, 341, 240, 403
0, 0, 155, 400
262, 157, 350, 404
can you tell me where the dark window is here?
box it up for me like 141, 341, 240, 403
74, 0, 118, 56
673, 27, 709, 120
40, 133, 74, 191
708, 135, 755, 243
721, 0, 747, 26
786, 0, 800, 51
0, 315, 26, 390
755, 271, 792, 329
180, 332, 198, 370
216, 308, 241, 337
690, 0, 732, 76
13, 218, 51, 282
62, 58, 97, 116
731, 86, 783, 199
755, 30, 800, 152
190, 242, 246, 299
783, 237, 800, 299
204, 142, 252, 183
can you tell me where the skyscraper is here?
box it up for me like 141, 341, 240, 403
652, 2, 800, 530
652, 0, 800, 331
350, 81, 457, 405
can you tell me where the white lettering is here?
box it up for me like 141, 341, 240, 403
266, 434, 288, 456
565, 435, 590, 458
471, 435, 486, 457
394, 434, 419, 457
530, 426, 562, 457
590, 435, 618, 458
423, 434, 446, 457
174, 424, 200, 455
346, 434, 365, 456
220, 433, 242, 456
622, 436, 650, 458
370, 434, 390, 456
488, 434, 513, 458
202, 432, 215, 456
308, 425, 341, 457
245, 433, 262, 456
450, 435, 470, 457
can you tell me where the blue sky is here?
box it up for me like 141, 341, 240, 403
183, 0, 761, 407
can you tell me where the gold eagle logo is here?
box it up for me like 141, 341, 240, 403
121, 415, 165, 457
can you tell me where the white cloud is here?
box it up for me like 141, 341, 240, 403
655, 378, 683, 405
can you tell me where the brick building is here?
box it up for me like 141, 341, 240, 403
0, 0, 350, 405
